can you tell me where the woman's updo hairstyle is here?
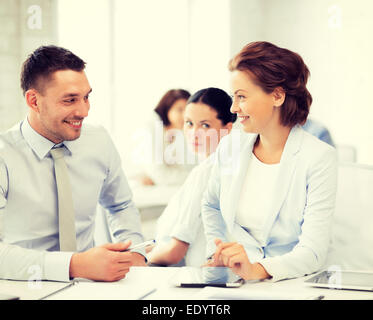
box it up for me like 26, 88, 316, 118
228, 41, 312, 127
186, 87, 237, 125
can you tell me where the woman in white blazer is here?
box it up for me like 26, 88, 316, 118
202, 41, 338, 282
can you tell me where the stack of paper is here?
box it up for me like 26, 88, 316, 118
195, 286, 324, 300
45, 281, 156, 300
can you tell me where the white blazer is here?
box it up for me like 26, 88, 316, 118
201, 125, 338, 281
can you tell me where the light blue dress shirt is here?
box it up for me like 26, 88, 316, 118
302, 118, 335, 147
0, 119, 144, 282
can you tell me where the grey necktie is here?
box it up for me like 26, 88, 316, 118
50, 147, 77, 252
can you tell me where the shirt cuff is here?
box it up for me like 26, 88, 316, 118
256, 256, 289, 282
43, 251, 74, 282
170, 225, 195, 244
130, 248, 147, 263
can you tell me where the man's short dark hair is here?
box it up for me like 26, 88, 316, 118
20, 45, 86, 96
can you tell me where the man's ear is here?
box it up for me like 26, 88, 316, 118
272, 87, 286, 108
25, 89, 40, 113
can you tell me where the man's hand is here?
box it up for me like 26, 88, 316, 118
130, 252, 147, 266
69, 241, 145, 282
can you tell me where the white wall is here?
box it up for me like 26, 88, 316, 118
229, 0, 264, 56
0, 0, 58, 132
57, 0, 112, 131
57, 0, 233, 173
56, 0, 373, 167
230, 0, 373, 165
112, 0, 233, 173
111, 0, 190, 173
188, 0, 231, 93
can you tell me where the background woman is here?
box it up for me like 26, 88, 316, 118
148, 87, 236, 266
139, 89, 193, 186
202, 41, 338, 282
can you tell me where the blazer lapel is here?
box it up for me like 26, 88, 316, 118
261, 125, 304, 244
222, 132, 257, 233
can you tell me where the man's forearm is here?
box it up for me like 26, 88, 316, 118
0, 243, 72, 281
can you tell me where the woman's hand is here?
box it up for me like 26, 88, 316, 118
140, 175, 155, 186
206, 239, 271, 281
211, 239, 253, 279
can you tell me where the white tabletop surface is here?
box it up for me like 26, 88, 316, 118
1, 267, 373, 300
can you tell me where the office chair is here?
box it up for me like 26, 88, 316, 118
326, 162, 373, 270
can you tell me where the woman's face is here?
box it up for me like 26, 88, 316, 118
230, 70, 282, 134
167, 98, 187, 129
184, 102, 231, 157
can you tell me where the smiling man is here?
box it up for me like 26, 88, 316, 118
0, 45, 146, 282
26, 69, 91, 143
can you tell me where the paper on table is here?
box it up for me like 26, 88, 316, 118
0, 279, 73, 300
45, 266, 169, 300
195, 286, 324, 300
45, 281, 156, 300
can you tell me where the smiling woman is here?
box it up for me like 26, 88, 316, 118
202, 41, 338, 282
229, 41, 312, 131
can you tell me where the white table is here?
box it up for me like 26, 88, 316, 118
1, 267, 373, 300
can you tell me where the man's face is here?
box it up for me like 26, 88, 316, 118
30, 69, 92, 143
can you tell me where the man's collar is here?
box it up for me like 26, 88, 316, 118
21, 118, 73, 160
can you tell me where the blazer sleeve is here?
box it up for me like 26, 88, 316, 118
259, 146, 338, 282
168, 164, 211, 244
201, 149, 230, 258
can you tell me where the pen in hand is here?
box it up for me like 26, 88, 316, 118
121, 239, 156, 252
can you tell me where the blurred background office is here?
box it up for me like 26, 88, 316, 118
1, 0, 372, 240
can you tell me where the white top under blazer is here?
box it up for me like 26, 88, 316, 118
236, 153, 280, 247
201, 125, 338, 282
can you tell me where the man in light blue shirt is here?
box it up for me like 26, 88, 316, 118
0, 45, 146, 282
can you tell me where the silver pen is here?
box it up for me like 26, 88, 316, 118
122, 239, 155, 252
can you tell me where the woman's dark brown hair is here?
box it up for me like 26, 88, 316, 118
154, 89, 191, 126
228, 41, 312, 127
